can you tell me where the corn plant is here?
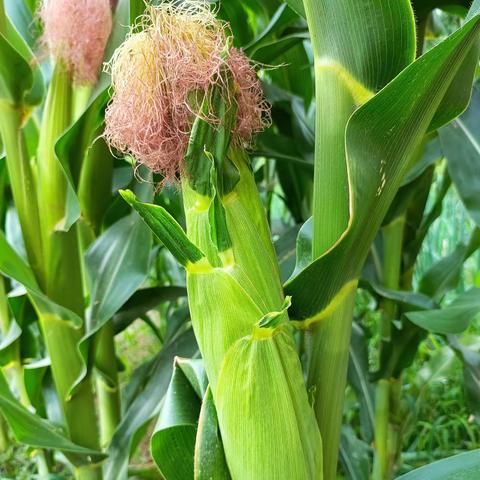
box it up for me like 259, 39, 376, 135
0, 1, 479, 480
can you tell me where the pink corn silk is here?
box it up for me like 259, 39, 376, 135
40, 0, 112, 84
104, 6, 270, 181
228, 48, 271, 145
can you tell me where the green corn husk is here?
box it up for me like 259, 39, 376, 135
121, 84, 322, 480
185, 142, 322, 478
126, 87, 323, 479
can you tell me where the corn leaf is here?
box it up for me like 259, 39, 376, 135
104, 328, 197, 480
0, 371, 105, 466
0, 315, 21, 366
244, 4, 299, 56
339, 426, 371, 480
285, 0, 305, 18
348, 323, 375, 443
85, 212, 151, 337
286, 3, 480, 321
448, 336, 480, 419
112, 286, 187, 334
419, 243, 469, 300
56, 88, 110, 187
121, 190, 205, 268
0, 11, 43, 106
405, 288, 480, 334
151, 358, 206, 480
396, 450, 480, 480
440, 83, 480, 227
0, 231, 83, 327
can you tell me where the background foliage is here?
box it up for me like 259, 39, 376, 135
0, 1, 479, 479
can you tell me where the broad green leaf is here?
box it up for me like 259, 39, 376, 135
0, 231, 82, 328
75, 211, 152, 390
364, 281, 438, 311
244, 4, 299, 56
104, 329, 197, 480
194, 387, 230, 480
406, 288, 480, 334
419, 242, 467, 299
250, 33, 309, 63
121, 190, 205, 268
85, 213, 152, 336
113, 286, 187, 334
56, 88, 110, 187
396, 450, 480, 480
286, 5, 480, 322
339, 426, 371, 480
285, 0, 305, 18
24, 358, 50, 417
0, 12, 43, 106
440, 84, 480, 227
217, 1, 255, 47
305, 0, 416, 260
151, 358, 206, 480
0, 371, 105, 466
257, 127, 313, 224
0, 30, 32, 104
448, 336, 480, 419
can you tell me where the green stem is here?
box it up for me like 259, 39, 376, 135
36, 64, 100, 464
302, 1, 358, 477
374, 215, 406, 480
39, 316, 99, 452
95, 321, 121, 447
373, 379, 390, 480
306, 290, 356, 480
0, 102, 45, 286
0, 413, 7, 451
77, 134, 118, 446
372, 378, 403, 480
380, 216, 405, 341
0, 276, 23, 405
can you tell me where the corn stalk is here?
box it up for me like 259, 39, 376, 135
285, 0, 480, 478
36, 65, 101, 479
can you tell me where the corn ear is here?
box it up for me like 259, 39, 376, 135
125, 85, 323, 479
216, 324, 322, 479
